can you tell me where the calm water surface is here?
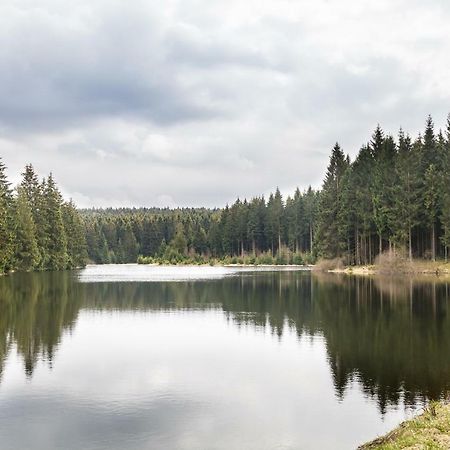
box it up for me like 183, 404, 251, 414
0, 265, 449, 449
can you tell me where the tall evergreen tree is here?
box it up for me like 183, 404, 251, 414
14, 187, 39, 271
43, 174, 68, 270
20, 165, 48, 267
62, 200, 87, 268
316, 143, 349, 259
392, 130, 420, 260
0, 159, 15, 273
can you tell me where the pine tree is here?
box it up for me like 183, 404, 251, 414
371, 128, 398, 255
247, 197, 266, 256
14, 187, 39, 271
423, 164, 440, 261
119, 223, 139, 262
20, 164, 45, 267
351, 146, 374, 264
266, 188, 284, 254
439, 114, 450, 261
43, 174, 68, 270
419, 117, 440, 260
316, 143, 349, 259
392, 130, 420, 260
62, 200, 87, 268
0, 159, 15, 273
303, 187, 318, 254
171, 222, 187, 256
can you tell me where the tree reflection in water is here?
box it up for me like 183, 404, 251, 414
0, 270, 449, 413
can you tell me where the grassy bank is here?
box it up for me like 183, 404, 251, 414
359, 401, 450, 449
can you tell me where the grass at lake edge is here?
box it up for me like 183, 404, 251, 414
359, 401, 450, 449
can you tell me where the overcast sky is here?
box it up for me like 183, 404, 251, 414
1, 0, 449, 207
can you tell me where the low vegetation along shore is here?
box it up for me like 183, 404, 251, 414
359, 401, 450, 449
315, 252, 450, 276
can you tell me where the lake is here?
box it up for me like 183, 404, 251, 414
0, 265, 449, 449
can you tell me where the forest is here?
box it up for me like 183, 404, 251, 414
84, 114, 450, 266
1, 113, 449, 273
0, 162, 87, 273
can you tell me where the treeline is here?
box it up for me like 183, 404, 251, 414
316, 115, 450, 264
0, 161, 87, 274
3, 113, 448, 271
83, 187, 319, 265
84, 114, 450, 265
83, 208, 222, 264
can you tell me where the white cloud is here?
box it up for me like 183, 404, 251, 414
0, 0, 449, 207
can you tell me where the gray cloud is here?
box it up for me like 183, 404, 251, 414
0, 0, 449, 207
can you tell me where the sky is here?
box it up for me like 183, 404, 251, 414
0, 0, 449, 208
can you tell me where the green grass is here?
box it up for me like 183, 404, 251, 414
359, 401, 450, 449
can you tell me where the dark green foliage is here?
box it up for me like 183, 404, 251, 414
62, 201, 88, 268
3, 113, 441, 268
82, 114, 449, 265
315, 143, 349, 259
392, 130, 420, 260
0, 161, 87, 274
43, 174, 68, 270
0, 159, 15, 272
14, 187, 39, 271
82, 187, 318, 265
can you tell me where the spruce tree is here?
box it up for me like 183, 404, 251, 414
14, 187, 39, 271
43, 174, 68, 270
316, 143, 349, 259
392, 130, 420, 260
20, 164, 47, 267
419, 117, 439, 260
441, 115, 450, 261
0, 159, 15, 273
171, 222, 187, 256
62, 200, 87, 268
266, 188, 284, 254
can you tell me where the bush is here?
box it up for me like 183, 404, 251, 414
374, 249, 411, 273
292, 253, 303, 265
255, 251, 275, 265
314, 257, 345, 271
302, 252, 316, 265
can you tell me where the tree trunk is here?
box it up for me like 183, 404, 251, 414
309, 223, 313, 253
408, 226, 412, 262
431, 223, 436, 262
379, 233, 382, 256
355, 229, 360, 265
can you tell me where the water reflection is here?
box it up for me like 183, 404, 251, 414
0, 269, 449, 414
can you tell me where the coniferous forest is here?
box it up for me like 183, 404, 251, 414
84, 114, 450, 266
0, 163, 87, 273
1, 113, 449, 273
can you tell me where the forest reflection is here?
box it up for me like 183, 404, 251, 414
0, 270, 449, 413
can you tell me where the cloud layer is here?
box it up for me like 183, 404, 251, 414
1, 0, 449, 207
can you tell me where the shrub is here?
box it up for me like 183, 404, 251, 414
292, 253, 303, 265
374, 249, 411, 274
314, 257, 345, 271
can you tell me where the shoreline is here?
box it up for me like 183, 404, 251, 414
133, 262, 313, 269
135, 259, 450, 275
324, 261, 450, 277
359, 401, 450, 449
108, 260, 450, 277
